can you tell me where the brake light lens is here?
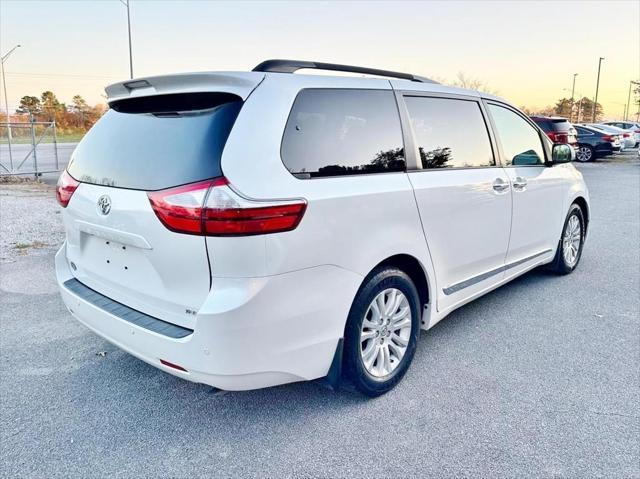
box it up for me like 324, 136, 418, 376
623, 133, 630, 138
56, 170, 80, 207
147, 177, 307, 236
545, 131, 570, 144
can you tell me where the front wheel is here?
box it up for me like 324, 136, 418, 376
343, 267, 420, 397
549, 204, 585, 274
575, 145, 594, 162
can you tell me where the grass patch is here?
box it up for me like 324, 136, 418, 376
14, 241, 48, 250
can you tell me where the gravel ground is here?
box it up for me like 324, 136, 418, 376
0, 181, 64, 263
1, 152, 639, 478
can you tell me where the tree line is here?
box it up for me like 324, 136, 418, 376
14, 91, 106, 133
521, 96, 604, 122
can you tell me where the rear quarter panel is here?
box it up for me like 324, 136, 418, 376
214, 73, 434, 294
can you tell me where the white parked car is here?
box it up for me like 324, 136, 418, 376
602, 121, 640, 147
56, 60, 590, 396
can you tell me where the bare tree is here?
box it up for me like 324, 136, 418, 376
451, 72, 498, 94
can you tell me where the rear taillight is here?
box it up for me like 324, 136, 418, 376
56, 170, 80, 208
147, 177, 307, 236
602, 134, 614, 142
623, 133, 630, 138
545, 131, 569, 144
634, 129, 640, 133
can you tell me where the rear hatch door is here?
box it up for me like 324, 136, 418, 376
63, 75, 260, 327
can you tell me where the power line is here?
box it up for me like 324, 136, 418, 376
5, 71, 121, 79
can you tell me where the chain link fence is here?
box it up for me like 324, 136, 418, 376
0, 119, 60, 176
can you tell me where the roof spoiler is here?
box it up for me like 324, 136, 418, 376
253, 59, 439, 84
105, 72, 265, 104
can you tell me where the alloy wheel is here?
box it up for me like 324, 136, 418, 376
562, 214, 582, 266
576, 146, 592, 162
359, 288, 412, 379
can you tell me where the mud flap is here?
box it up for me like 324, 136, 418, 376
318, 338, 343, 390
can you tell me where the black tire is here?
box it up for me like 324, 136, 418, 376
575, 145, 594, 162
343, 267, 421, 397
549, 203, 585, 275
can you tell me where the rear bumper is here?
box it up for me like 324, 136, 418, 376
56, 243, 362, 390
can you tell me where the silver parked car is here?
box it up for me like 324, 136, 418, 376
602, 121, 640, 147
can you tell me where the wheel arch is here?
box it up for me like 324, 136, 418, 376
369, 254, 431, 321
325, 253, 432, 389
572, 196, 590, 235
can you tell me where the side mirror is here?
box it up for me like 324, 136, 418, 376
551, 144, 574, 164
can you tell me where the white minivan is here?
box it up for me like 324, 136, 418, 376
56, 60, 589, 397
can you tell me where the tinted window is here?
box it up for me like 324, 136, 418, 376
488, 104, 545, 166
405, 97, 494, 169
68, 99, 242, 190
281, 89, 405, 178
548, 119, 571, 132
532, 119, 551, 131
533, 118, 570, 132
575, 126, 594, 135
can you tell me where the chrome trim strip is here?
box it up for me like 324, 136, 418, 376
443, 249, 552, 296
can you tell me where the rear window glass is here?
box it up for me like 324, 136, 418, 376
532, 119, 551, 130
67, 98, 242, 190
548, 119, 571, 132
533, 118, 571, 132
281, 89, 405, 178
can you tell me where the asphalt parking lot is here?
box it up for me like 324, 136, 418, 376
1, 152, 638, 478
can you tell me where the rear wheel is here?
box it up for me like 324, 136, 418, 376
343, 267, 420, 397
575, 145, 594, 162
549, 204, 585, 274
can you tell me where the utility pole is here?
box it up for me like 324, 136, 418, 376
592, 57, 604, 122
1, 44, 21, 171
120, 0, 134, 78
570, 73, 578, 122
625, 81, 631, 121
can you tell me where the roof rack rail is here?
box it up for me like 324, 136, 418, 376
252, 59, 439, 84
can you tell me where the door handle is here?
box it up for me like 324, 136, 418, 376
513, 176, 527, 191
492, 178, 510, 193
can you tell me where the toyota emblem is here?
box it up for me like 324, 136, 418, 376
97, 195, 111, 216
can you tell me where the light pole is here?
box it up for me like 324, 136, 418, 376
1, 44, 21, 171
570, 92, 584, 123
592, 57, 604, 122
120, 0, 134, 78
570, 73, 578, 122
564, 89, 585, 123
625, 80, 640, 121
